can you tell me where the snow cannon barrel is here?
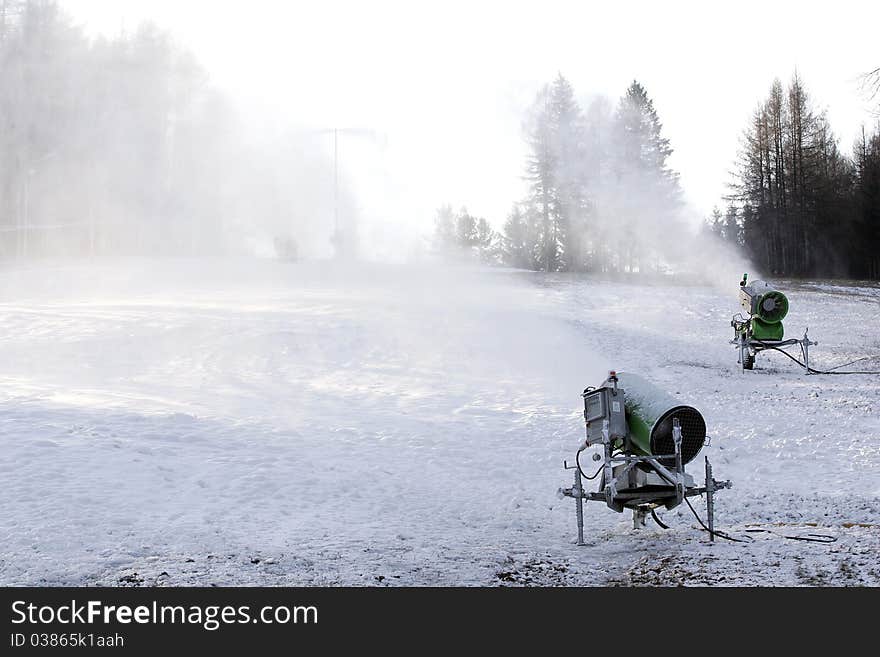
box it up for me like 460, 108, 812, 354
614, 372, 707, 466
739, 277, 788, 340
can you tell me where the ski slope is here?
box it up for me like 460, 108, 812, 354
1, 259, 878, 586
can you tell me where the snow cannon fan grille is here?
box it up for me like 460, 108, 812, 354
650, 406, 706, 467
757, 290, 788, 323
740, 280, 789, 324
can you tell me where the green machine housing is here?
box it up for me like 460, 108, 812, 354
583, 372, 707, 466
738, 276, 789, 341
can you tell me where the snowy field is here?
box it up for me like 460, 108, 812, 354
1, 259, 878, 586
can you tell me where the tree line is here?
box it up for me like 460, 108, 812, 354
3, 1, 876, 277
707, 73, 880, 279
434, 74, 685, 273
438, 70, 880, 282
0, 0, 334, 260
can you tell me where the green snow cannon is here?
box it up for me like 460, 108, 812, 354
738, 275, 788, 341
615, 372, 707, 466
584, 372, 707, 467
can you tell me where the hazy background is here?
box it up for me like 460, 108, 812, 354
61, 0, 879, 228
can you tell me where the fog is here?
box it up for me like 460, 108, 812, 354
0, 4, 359, 262
6, 3, 880, 590
57, 2, 879, 229
0, 0, 828, 281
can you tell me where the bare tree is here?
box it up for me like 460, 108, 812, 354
862, 67, 880, 113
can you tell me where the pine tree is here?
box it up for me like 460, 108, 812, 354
547, 73, 588, 271
454, 207, 478, 248
522, 73, 588, 272
432, 204, 456, 253
582, 97, 612, 271
607, 81, 682, 272
524, 84, 560, 272
474, 217, 499, 265
432, 206, 499, 265
724, 204, 740, 245
615, 81, 676, 180
708, 206, 723, 238
501, 204, 533, 269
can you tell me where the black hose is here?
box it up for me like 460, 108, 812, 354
821, 355, 879, 373
575, 448, 603, 481
744, 528, 837, 543
683, 495, 752, 543
644, 462, 748, 541
684, 494, 837, 544
651, 509, 670, 529
753, 339, 880, 375
576, 446, 625, 482
586, 441, 840, 544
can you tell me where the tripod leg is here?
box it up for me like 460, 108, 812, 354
705, 456, 715, 542
574, 467, 585, 546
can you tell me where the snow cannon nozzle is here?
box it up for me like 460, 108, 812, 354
740, 273, 748, 287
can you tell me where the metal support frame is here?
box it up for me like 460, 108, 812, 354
801, 329, 816, 372
601, 420, 616, 507
673, 418, 684, 501
731, 316, 817, 374
560, 419, 731, 544
705, 456, 715, 542
573, 464, 585, 546
633, 508, 647, 529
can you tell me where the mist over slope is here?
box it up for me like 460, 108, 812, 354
1, 259, 877, 586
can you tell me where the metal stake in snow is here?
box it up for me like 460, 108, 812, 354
559, 371, 731, 542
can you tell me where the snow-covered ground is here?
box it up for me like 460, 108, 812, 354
1, 259, 878, 586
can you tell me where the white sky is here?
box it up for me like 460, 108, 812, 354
60, 0, 880, 232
